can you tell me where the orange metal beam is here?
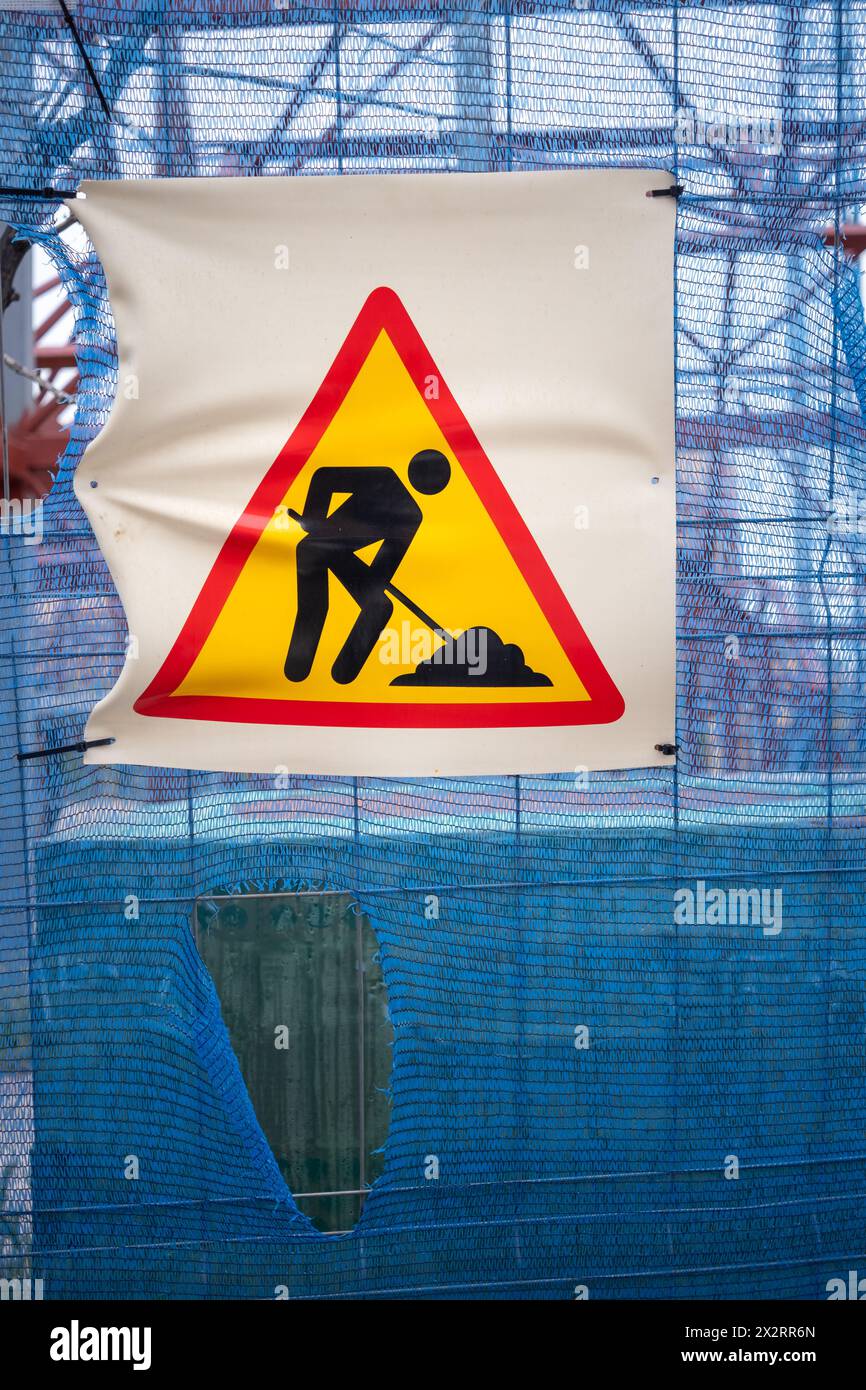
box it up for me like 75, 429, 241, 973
823, 223, 866, 258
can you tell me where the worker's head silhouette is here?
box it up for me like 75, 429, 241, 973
408, 449, 450, 495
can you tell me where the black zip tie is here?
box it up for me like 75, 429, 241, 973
0, 186, 78, 200
655, 742, 679, 756
17, 736, 115, 762
646, 184, 684, 199
58, 0, 112, 121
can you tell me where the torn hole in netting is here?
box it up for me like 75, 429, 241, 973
834, 244, 866, 426
4, 213, 117, 503
193, 885, 393, 1236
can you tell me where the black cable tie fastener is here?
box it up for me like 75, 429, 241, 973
0, 186, 78, 200
655, 743, 679, 757
18, 737, 115, 763
646, 184, 684, 199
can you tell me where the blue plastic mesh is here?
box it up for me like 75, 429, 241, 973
2, 1, 866, 1299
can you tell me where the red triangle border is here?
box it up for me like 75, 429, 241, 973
135, 286, 625, 729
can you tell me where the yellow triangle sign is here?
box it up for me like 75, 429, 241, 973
136, 288, 624, 729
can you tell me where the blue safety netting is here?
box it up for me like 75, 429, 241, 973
1, 1, 866, 1299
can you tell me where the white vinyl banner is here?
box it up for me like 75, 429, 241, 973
72, 170, 676, 777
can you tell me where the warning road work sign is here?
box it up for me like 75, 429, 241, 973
136, 286, 623, 728
72, 170, 675, 775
